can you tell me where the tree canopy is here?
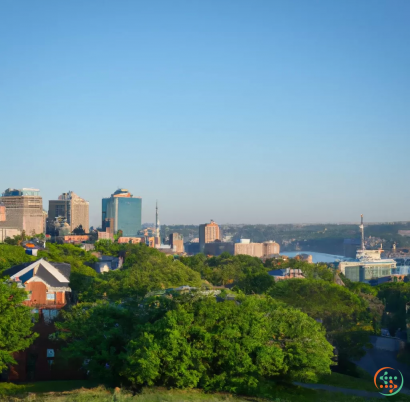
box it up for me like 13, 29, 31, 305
57, 294, 334, 392
269, 279, 379, 360
0, 282, 38, 371
180, 253, 274, 293
0, 244, 35, 276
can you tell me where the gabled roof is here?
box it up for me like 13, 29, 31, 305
4, 258, 70, 285
3, 261, 34, 277
51, 263, 71, 280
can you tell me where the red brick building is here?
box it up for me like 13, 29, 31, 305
3, 259, 84, 381
61, 234, 90, 243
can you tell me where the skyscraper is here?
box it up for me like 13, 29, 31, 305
102, 189, 142, 237
0, 188, 43, 234
48, 191, 89, 233
199, 220, 220, 252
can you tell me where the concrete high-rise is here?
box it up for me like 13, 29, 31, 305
0, 188, 43, 234
169, 233, 184, 253
199, 220, 220, 252
102, 189, 142, 237
0, 202, 5, 222
48, 191, 89, 233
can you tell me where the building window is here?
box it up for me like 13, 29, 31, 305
26, 291, 32, 300
43, 309, 59, 324
46, 293, 56, 301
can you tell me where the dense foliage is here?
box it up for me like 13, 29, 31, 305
0, 240, 393, 396
57, 295, 333, 392
264, 257, 335, 282
73, 243, 202, 302
0, 244, 34, 275
269, 279, 379, 360
180, 253, 274, 293
377, 282, 410, 335
0, 282, 37, 371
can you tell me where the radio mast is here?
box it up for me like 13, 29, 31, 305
156, 200, 160, 239
359, 214, 365, 250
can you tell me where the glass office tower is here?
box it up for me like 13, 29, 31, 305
102, 189, 142, 237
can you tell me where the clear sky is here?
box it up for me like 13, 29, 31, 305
1, 1, 409, 227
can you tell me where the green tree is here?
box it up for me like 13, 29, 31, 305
0, 282, 38, 371
37, 243, 97, 265
0, 244, 35, 275
4, 230, 27, 246
180, 253, 273, 293
72, 225, 85, 235
378, 282, 410, 335
94, 240, 125, 256
57, 295, 333, 392
269, 279, 377, 360
76, 244, 202, 303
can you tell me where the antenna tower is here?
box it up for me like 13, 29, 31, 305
360, 214, 365, 250
156, 200, 160, 238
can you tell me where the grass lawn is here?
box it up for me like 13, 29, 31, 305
1, 381, 410, 402
314, 372, 378, 392
0, 380, 98, 397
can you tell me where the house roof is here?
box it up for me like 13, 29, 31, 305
268, 268, 288, 276
3, 261, 34, 277
30, 265, 69, 287
51, 263, 71, 280
268, 268, 303, 276
4, 258, 71, 285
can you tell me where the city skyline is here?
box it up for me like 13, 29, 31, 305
1, 1, 409, 226
2, 185, 410, 227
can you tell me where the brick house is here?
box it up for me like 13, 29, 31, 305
2, 259, 83, 381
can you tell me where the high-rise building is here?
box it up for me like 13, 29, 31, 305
0, 202, 5, 222
48, 191, 89, 233
0, 188, 43, 234
169, 233, 184, 253
42, 210, 48, 233
199, 220, 220, 252
102, 189, 142, 237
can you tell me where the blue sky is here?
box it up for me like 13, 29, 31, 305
1, 0, 409, 226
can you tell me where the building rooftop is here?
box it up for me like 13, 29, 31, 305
2, 188, 41, 197
4, 259, 71, 287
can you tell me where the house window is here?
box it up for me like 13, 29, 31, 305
43, 309, 59, 324
26, 291, 32, 300
46, 293, 56, 301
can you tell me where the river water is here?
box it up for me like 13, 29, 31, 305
281, 251, 347, 263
